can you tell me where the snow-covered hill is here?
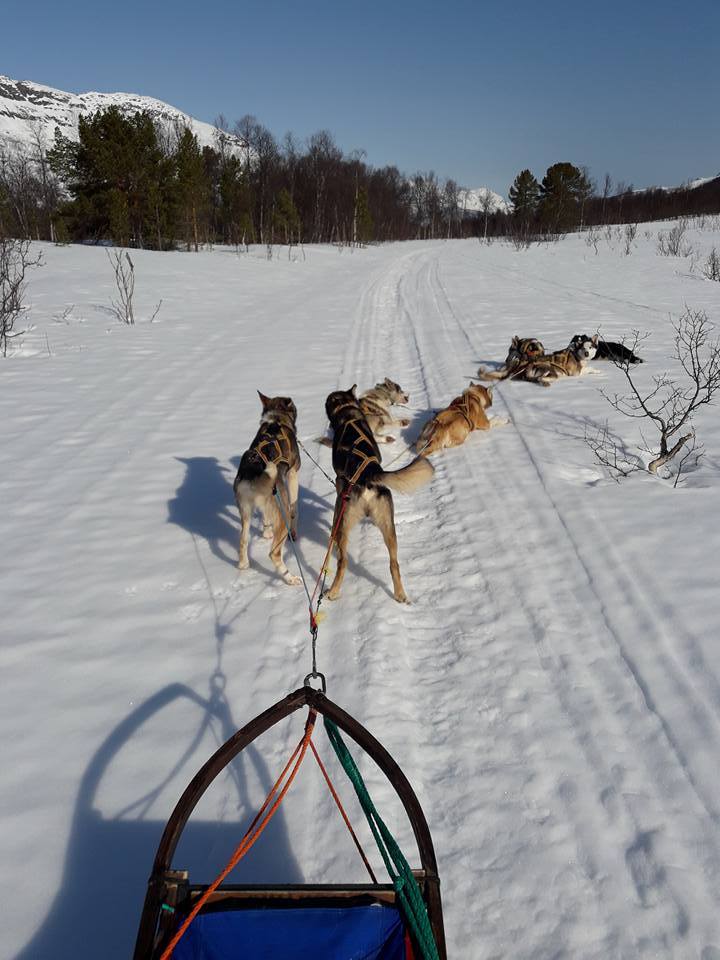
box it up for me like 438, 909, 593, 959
458, 185, 508, 214
0, 75, 242, 153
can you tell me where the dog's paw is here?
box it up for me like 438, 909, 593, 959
393, 590, 410, 604
283, 573, 302, 586
399, 418, 411, 427
325, 588, 340, 601
491, 416, 510, 427
237, 558, 250, 571
262, 524, 273, 540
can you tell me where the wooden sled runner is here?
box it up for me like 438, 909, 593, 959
133, 684, 447, 959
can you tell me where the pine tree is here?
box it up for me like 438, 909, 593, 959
174, 127, 208, 252
355, 186, 373, 244
508, 169, 540, 221
272, 188, 301, 245
538, 162, 593, 234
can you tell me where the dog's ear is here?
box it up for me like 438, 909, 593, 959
511, 336, 519, 347
486, 385, 493, 397
349, 384, 357, 396
591, 335, 599, 346
257, 390, 271, 408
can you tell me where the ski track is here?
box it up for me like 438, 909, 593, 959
413, 244, 720, 956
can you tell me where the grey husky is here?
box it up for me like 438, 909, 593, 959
318, 378, 411, 446
233, 392, 301, 585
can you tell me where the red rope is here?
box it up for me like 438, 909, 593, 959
309, 739, 377, 883
309, 485, 353, 611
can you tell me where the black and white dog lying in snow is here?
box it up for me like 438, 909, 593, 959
570, 334, 644, 364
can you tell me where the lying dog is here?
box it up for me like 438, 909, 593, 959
477, 337, 545, 381
318, 378, 411, 446
520, 335, 598, 387
324, 385, 434, 604
570, 334, 643, 364
234, 391, 301, 585
415, 384, 506, 456
358, 378, 411, 443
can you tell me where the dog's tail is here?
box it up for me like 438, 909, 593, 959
379, 456, 434, 493
234, 459, 278, 504
476, 365, 509, 381
414, 417, 438, 456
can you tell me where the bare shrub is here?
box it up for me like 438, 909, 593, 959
593, 309, 720, 483
623, 223, 638, 255
656, 218, 688, 256
1, 238, 43, 356
584, 421, 643, 481
702, 248, 720, 282
107, 248, 135, 324
585, 226, 600, 254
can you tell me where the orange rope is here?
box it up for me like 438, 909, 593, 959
309, 739, 378, 884
159, 711, 317, 960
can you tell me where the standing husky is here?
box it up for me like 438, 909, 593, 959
477, 337, 545, 381
521, 335, 598, 386
324, 385, 434, 604
234, 392, 301, 585
415, 383, 506, 456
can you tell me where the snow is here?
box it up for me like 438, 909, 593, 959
457, 186, 508, 214
0, 75, 240, 153
2, 221, 720, 960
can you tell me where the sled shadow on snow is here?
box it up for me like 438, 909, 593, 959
15, 680, 302, 960
168, 455, 397, 599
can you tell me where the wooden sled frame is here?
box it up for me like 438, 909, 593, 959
133, 685, 447, 959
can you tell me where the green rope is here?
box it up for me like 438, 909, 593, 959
323, 718, 440, 960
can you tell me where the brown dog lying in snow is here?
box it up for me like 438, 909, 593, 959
414, 384, 507, 456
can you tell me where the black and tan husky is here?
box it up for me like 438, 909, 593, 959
477, 336, 546, 381
324, 386, 434, 604
521, 335, 598, 386
234, 392, 301, 585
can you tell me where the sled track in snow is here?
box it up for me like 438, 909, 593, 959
410, 246, 720, 955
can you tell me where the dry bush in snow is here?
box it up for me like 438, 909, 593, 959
623, 223, 638, 255
1, 238, 43, 356
107, 249, 135, 325
656, 218, 688, 256
106, 249, 162, 324
588, 308, 720, 485
702, 248, 720, 282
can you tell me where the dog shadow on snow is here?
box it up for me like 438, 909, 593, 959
168, 455, 395, 599
14, 678, 303, 960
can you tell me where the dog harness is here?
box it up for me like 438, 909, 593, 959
333, 410, 381, 485
253, 425, 295, 468
448, 393, 475, 431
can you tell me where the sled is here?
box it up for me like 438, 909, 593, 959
133, 683, 447, 959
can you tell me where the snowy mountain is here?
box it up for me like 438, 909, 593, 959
0, 75, 242, 153
457, 186, 508, 215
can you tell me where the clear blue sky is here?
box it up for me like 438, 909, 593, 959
3, 0, 719, 196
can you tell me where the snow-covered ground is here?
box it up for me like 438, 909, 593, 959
2, 222, 720, 960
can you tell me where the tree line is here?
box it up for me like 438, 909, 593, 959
0, 105, 718, 249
